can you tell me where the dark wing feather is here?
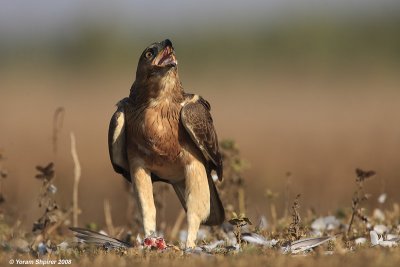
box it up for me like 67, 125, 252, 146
69, 227, 132, 248
181, 95, 223, 180
108, 98, 131, 182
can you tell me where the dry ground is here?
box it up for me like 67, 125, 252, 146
1, 248, 400, 267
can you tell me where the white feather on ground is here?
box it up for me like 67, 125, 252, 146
370, 231, 398, 247
283, 236, 335, 254
241, 233, 278, 247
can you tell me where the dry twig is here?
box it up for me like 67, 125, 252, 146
52, 107, 65, 154
288, 194, 303, 241
347, 168, 375, 236
70, 132, 81, 227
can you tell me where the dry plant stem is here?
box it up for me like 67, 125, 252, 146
284, 172, 292, 219
170, 209, 186, 240
52, 107, 65, 154
347, 169, 375, 236
238, 187, 246, 215
270, 203, 277, 225
288, 194, 302, 240
104, 199, 115, 236
235, 225, 242, 246
70, 132, 81, 227
347, 190, 360, 236
347, 211, 356, 236
233, 223, 246, 246
347, 183, 363, 236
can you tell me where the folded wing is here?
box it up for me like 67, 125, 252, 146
108, 98, 168, 183
179, 94, 225, 225
180, 95, 223, 180
108, 98, 131, 182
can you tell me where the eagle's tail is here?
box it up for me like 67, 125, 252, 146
204, 173, 225, 225
172, 174, 225, 226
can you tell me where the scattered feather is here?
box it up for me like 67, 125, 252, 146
99, 230, 108, 236
37, 242, 51, 255
69, 227, 131, 249
242, 233, 277, 247
201, 240, 225, 251
370, 231, 380, 246
373, 225, 388, 235
387, 234, 400, 242
378, 193, 387, 204
355, 237, 367, 245
283, 236, 335, 254
311, 216, 340, 232
379, 240, 398, 247
370, 231, 398, 247
136, 234, 143, 247
226, 232, 238, 246
47, 184, 57, 194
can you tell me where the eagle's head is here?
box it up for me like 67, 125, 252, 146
135, 39, 178, 81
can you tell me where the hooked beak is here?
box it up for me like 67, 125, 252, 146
153, 45, 177, 67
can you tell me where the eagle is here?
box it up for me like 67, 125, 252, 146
108, 39, 225, 248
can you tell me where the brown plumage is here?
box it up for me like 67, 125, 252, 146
108, 39, 225, 248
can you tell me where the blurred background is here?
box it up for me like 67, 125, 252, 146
1, 0, 400, 230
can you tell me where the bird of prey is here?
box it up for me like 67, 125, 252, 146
108, 39, 225, 248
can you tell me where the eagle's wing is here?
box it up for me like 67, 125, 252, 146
179, 94, 225, 226
108, 98, 168, 184
180, 95, 223, 180
108, 98, 131, 182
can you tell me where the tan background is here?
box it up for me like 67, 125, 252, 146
1, 1, 399, 229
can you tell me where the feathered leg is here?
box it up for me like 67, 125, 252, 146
184, 159, 210, 248
130, 165, 156, 237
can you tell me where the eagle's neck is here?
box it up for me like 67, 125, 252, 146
129, 71, 184, 106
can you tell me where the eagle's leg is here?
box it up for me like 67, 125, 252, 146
184, 159, 210, 248
130, 166, 156, 237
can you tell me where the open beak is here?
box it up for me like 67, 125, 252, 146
153, 45, 177, 67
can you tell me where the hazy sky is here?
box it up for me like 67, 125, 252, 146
1, 0, 399, 38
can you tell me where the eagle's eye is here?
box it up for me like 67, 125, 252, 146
145, 51, 153, 59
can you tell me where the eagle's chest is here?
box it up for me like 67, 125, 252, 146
128, 103, 183, 163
